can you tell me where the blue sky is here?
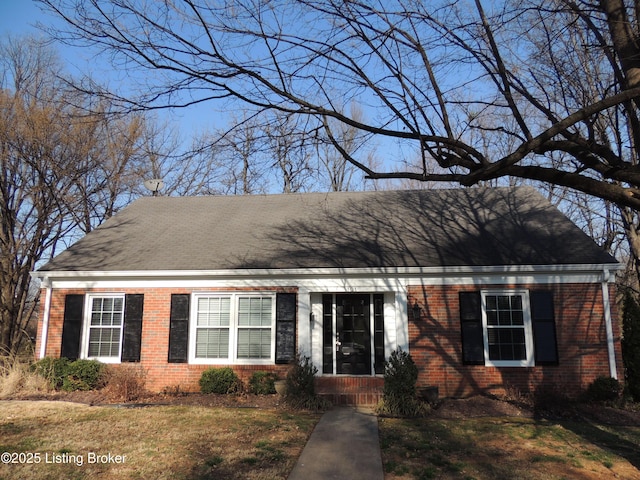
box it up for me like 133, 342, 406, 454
0, 0, 220, 144
0, 1, 40, 34
0, 1, 401, 182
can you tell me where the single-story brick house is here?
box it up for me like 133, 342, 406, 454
32, 187, 622, 404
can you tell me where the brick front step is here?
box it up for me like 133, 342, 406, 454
315, 376, 384, 406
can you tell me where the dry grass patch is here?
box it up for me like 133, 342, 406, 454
0, 358, 50, 399
379, 415, 640, 479
0, 400, 319, 479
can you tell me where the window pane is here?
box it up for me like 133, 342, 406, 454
111, 311, 122, 326
91, 313, 101, 325
197, 297, 230, 326
497, 296, 510, 309
512, 344, 526, 360
113, 297, 123, 311
511, 310, 524, 325
237, 328, 271, 359
238, 297, 272, 326
88, 327, 120, 358
498, 310, 511, 325
102, 298, 114, 311
487, 326, 527, 361
511, 295, 522, 310
486, 295, 497, 310
196, 328, 229, 358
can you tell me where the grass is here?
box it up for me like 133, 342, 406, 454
379, 416, 640, 479
0, 401, 319, 480
2, 369, 640, 480
0, 357, 50, 399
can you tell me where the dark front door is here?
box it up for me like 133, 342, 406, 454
336, 294, 371, 375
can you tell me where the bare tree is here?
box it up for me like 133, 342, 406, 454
0, 36, 186, 355
206, 115, 270, 195
35, 1, 640, 269
264, 112, 316, 193
34, 0, 640, 201
0, 37, 97, 354
318, 103, 370, 192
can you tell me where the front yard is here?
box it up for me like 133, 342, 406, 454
379, 399, 640, 480
0, 400, 319, 480
1, 396, 640, 479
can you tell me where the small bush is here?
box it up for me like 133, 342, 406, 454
283, 354, 330, 411
199, 367, 243, 394
104, 365, 147, 401
586, 376, 622, 402
32, 357, 106, 391
248, 371, 277, 395
61, 360, 106, 391
377, 348, 428, 417
32, 357, 70, 389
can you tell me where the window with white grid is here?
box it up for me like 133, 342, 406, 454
86, 295, 124, 360
481, 290, 534, 367
191, 294, 275, 363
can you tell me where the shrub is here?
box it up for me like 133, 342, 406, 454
32, 358, 106, 391
377, 348, 428, 417
61, 360, 106, 391
283, 354, 330, 411
31, 357, 71, 389
199, 367, 242, 394
586, 376, 622, 402
248, 371, 277, 395
104, 365, 147, 402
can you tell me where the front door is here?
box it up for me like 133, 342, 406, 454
336, 294, 371, 375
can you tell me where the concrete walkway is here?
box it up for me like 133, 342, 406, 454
288, 407, 384, 480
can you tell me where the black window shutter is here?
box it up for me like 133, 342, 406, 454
459, 291, 485, 365
275, 293, 297, 364
168, 294, 190, 363
122, 294, 144, 362
61, 294, 84, 360
530, 291, 559, 365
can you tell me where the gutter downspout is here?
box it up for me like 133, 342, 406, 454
38, 278, 52, 360
601, 268, 618, 379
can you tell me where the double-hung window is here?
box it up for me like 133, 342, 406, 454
195, 297, 231, 358
236, 297, 272, 359
192, 293, 275, 363
84, 294, 125, 362
481, 290, 534, 367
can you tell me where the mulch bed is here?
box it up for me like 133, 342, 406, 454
6, 390, 640, 426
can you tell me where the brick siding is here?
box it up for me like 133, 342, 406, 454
36, 286, 296, 393
408, 283, 622, 398
36, 281, 621, 400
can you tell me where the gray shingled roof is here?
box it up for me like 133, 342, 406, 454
38, 187, 616, 272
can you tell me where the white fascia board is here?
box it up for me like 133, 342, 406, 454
32, 263, 621, 290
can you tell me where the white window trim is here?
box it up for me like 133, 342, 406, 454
481, 289, 534, 367
81, 293, 125, 364
189, 292, 277, 365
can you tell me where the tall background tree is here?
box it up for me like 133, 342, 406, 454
0, 36, 186, 356
34, 0, 640, 281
